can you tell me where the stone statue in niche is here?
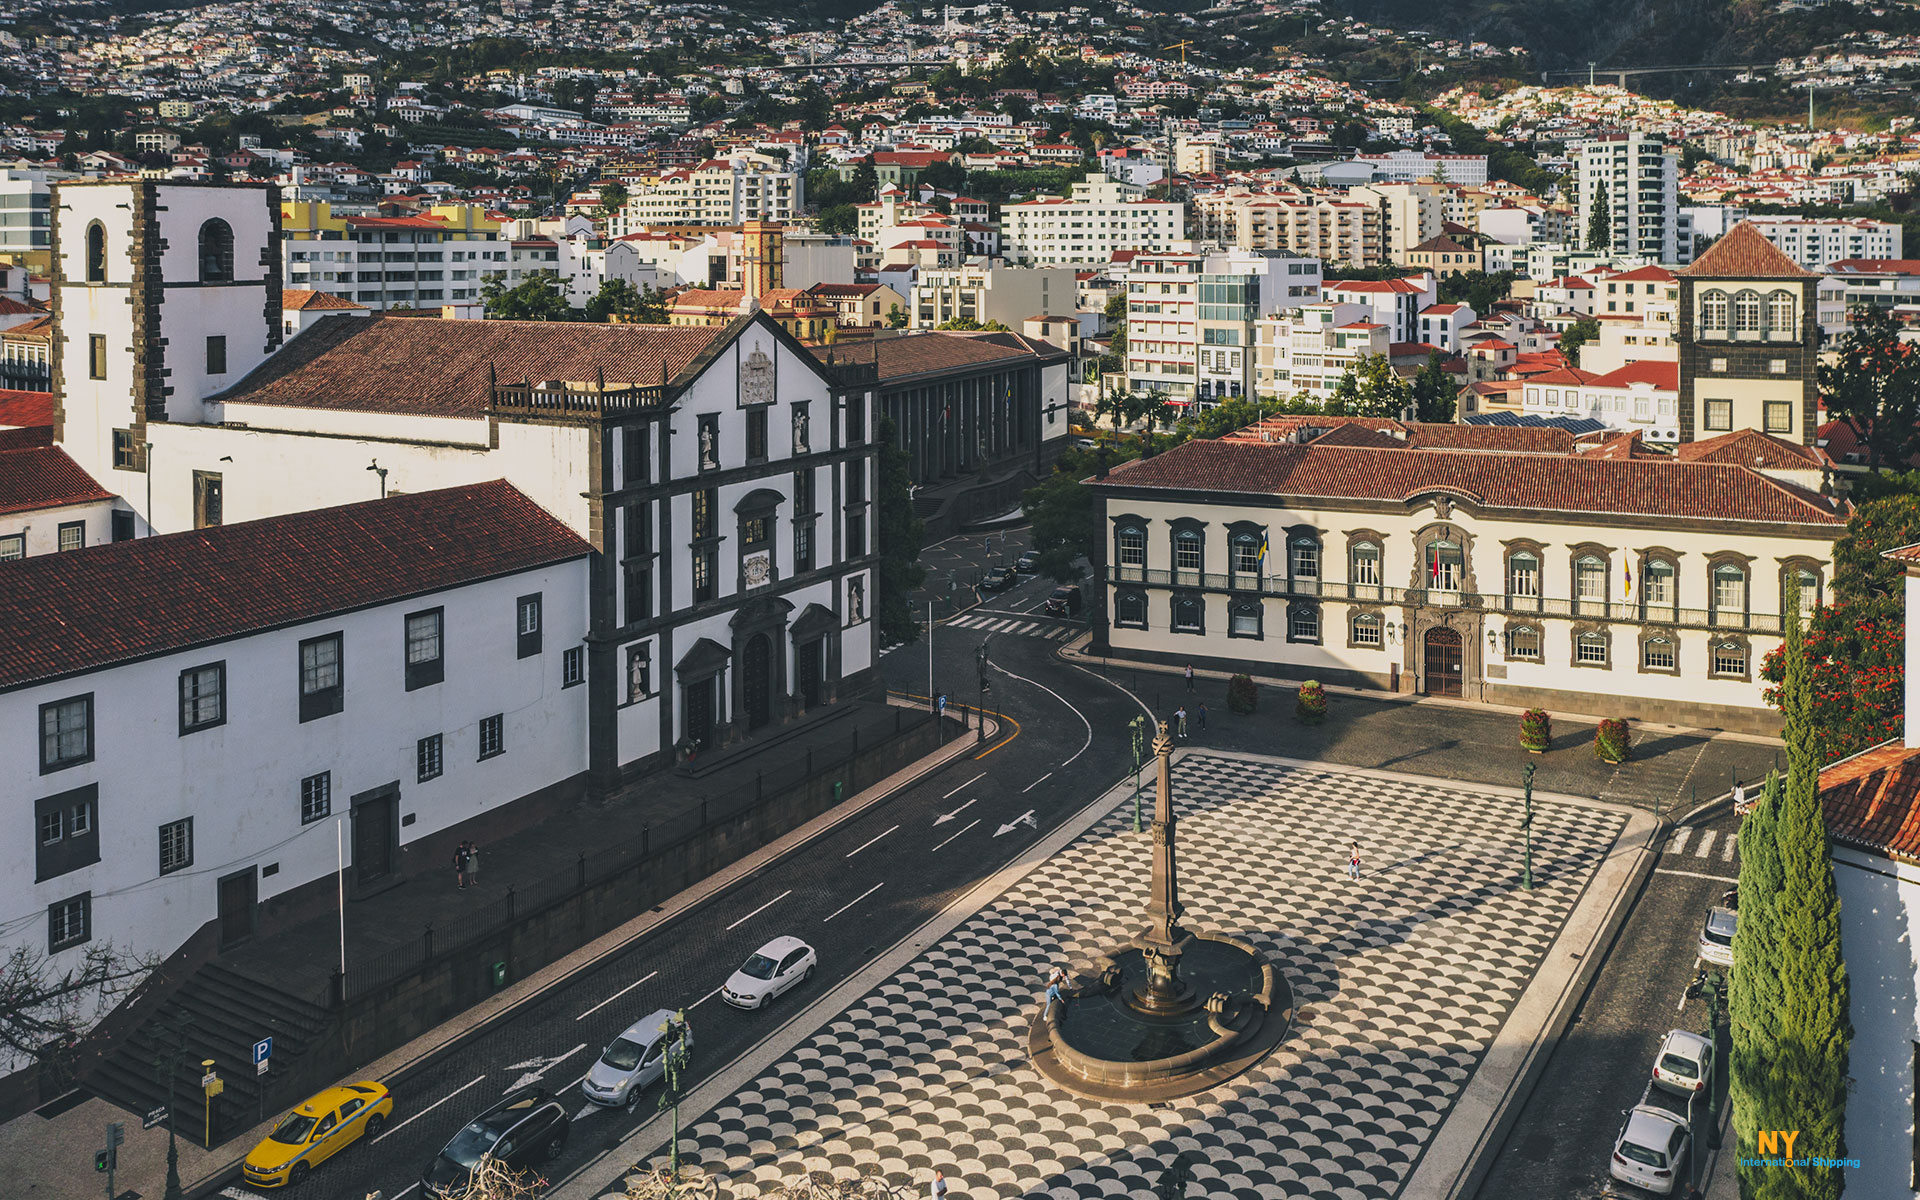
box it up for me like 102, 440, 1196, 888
793, 406, 810, 454
699, 424, 717, 469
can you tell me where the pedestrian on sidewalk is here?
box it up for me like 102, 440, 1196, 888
453, 841, 471, 890
930, 1169, 950, 1199
465, 841, 481, 887
1175, 706, 1188, 739
1347, 842, 1361, 880
1043, 980, 1065, 1020
1197, 702, 1208, 731
1184, 663, 1195, 693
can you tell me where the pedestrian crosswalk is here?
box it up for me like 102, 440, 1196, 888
1666, 826, 1740, 863
945, 612, 1079, 641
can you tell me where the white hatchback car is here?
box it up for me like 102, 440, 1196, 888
1651, 1029, 1714, 1095
1697, 906, 1737, 967
1611, 1106, 1691, 1195
580, 1008, 691, 1107
722, 936, 816, 1010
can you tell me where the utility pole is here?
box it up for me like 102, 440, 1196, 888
1129, 714, 1148, 832
926, 600, 934, 714
1588, 62, 1596, 88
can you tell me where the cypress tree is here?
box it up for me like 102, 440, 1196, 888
1731, 768, 1787, 1197
1771, 606, 1852, 1198
1586, 180, 1611, 252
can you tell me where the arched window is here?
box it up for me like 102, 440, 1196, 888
85, 221, 106, 283
1732, 290, 1762, 335
1351, 611, 1383, 648
1170, 592, 1203, 633
1286, 601, 1320, 644
1766, 290, 1796, 338
1229, 529, 1264, 585
1711, 639, 1749, 679
1115, 590, 1148, 629
1229, 599, 1263, 639
1507, 550, 1540, 601
1114, 524, 1146, 577
1712, 563, 1749, 626
1700, 289, 1728, 332
1426, 539, 1462, 592
198, 219, 234, 283
1574, 554, 1609, 608
1641, 558, 1676, 611
1172, 529, 1204, 582
1642, 635, 1677, 672
1506, 625, 1542, 661
1288, 534, 1319, 582
1349, 540, 1381, 598
1574, 630, 1609, 666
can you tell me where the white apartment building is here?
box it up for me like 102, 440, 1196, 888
1745, 217, 1902, 273
1001, 173, 1185, 266
1256, 302, 1391, 400
1521, 362, 1680, 442
1191, 190, 1383, 266
1352, 151, 1489, 187
1816, 260, 1920, 338
1125, 252, 1319, 404
1322, 274, 1437, 345
281, 201, 506, 315
614, 156, 803, 233
1350, 182, 1448, 265
0, 482, 592, 1053
911, 265, 1077, 329
1573, 135, 1678, 265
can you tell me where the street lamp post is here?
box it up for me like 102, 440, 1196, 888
656, 1010, 691, 1184
1129, 715, 1148, 832
1522, 762, 1535, 891
976, 641, 990, 744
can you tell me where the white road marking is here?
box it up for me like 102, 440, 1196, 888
506, 1043, 586, 1091
689, 984, 725, 1009
725, 888, 792, 930
223, 1189, 261, 1199
1655, 868, 1741, 883
1694, 831, 1718, 859
942, 772, 985, 799
1722, 834, 1739, 861
988, 619, 1014, 631
932, 818, 979, 852
995, 810, 1037, 837
575, 971, 658, 1021
1012, 622, 1038, 634
1667, 828, 1694, 856
371, 1075, 486, 1143
1022, 772, 1053, 794
988, 658, 1095, 767
844, 825, 899, 858
933, 798, 977, 826
824, 883, 884, 923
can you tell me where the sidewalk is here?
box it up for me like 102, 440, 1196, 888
1, 698, 979, 1200
1062, 641, 1783, 817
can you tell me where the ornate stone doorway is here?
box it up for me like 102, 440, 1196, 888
1424, 627, 1463, 697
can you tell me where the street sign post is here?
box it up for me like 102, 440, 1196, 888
254, 1036, 272, 1076
142, 1105, 167, 1130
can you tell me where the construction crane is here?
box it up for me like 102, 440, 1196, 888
1162, 39, 1194, 64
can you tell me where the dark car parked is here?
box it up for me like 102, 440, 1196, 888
1045, 585, 1083, 616
979, 565, 1019, 592
423, 1088, 570, 1197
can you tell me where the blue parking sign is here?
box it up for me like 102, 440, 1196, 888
254, 1037, 272, 1066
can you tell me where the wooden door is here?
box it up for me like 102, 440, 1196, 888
1424, 628, 1463, 698
218, 868, 256, 947
352, 794, 395, 885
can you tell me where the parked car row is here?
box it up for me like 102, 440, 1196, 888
243, 936, 818, 1192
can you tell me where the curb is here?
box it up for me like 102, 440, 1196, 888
179, 714, 992, 1199
1432, 810, 1666, 1199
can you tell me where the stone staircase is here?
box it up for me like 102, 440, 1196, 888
83, 962, 333, 1147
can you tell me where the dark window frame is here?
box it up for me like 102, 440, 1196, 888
178, 661, 227, 735
417, 733, 444, 783
198, 218, 235, 283
88, 334, 107, 380
745, 406, 769, 462
479, 713, 505, 760
300, 771, 332, 824
562, 646, 584, 688
404, 607, 445, 691
516, 594, 543, 659
84, 222, 107, 283
57, 521, 84, 553
39, 693, 94, 774
1229, 598, 1265, 640
47, 892, 91, 954
158, 816, 194, 875
1286, 600, 1320, 644
206, 334, 227, 376
298, 633, 344, 723
35, 783, 99, 882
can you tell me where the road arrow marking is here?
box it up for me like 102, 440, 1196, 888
933, 798, 977, 826
506, 1044, 585, 1092
995, 810, 1037, 837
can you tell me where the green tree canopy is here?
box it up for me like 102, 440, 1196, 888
1410, 351, 1456, 423
482, 272, 575, 321
1586, 180, 1611, 251
1329, 353, 1410, 418
1556, 316, 1600, 367
1818, 305, 1920, 472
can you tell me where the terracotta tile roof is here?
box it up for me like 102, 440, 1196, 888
281, 288, 367, 312
1577, 430, 1666, 461
1587, 361, 1679, 390
1820, 741, 1920, 859
1681, 221, 1816, 279
808, 332, 1036, 382
0, 389, 54, 429
1092, 439, 1846, 527
216, 316, 726, 418
0, 296, 38, 316
2, 315, 53, 342
0, 433, 114, 517
1675, 428, 1826, 469
1609, 265, 1678, 283
1306, 423, 1401, 448
1404, 424, 1574, 454
0, 481, 589, 692
1883, 542, 1920, 567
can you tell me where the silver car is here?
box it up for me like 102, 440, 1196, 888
1610, 1105, 1690, 1195
1651, 1029, 1714, 1096
580, 1008, 691, 1107
1697, 906, 1736, 967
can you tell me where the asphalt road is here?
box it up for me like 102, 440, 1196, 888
219, 567, 1136, 1200
1477, 806, 1743, 1200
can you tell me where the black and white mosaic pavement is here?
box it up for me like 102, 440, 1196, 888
652, 755, 1624, 1199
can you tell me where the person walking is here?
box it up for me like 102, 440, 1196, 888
1197, 702, 1208, 731
1184, 663, 1195, 693
1175, 706, 1188, 739
1347, 842, 1361, 880
465, 841, 481, 888
453, 841, 471, 890
930, 1169, 950, 1199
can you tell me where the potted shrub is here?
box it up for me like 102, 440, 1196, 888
1226, 673, 1259, 714
1519, 708, 1552, 753
1596, 718, 1632, 764
1295, 680, 1328, 724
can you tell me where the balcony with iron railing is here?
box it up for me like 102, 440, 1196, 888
490, 380, 670, 418
1104, 565, 1785, 634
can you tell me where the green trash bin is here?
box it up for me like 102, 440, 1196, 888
490, 961, 508, 989
833, 781, 844, 802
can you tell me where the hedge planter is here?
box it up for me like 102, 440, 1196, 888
1519, 708, 1552, 753
1295, 680, 1328, 725
1226, 673, 1259, 714
1596, 718, 1632, 764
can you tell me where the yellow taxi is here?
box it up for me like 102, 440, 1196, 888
241, 1081, 393, 1188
